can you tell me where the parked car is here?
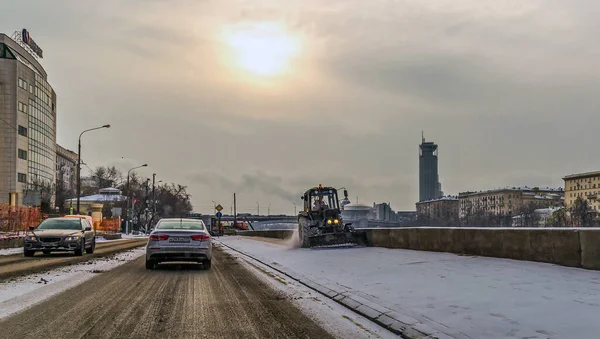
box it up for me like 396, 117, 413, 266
145, 218, 212, 270
24, 217, 96, 257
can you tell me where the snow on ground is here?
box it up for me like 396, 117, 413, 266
94, 236, 130, 243
217, 243, 398, 339
218, 236, 600, 339
0, 247, 145, 320
121, 234, 149, 239
0, 248, 23, 256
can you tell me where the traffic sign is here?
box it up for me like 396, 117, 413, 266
216, 211, 223, 219
215, 204, 223, 212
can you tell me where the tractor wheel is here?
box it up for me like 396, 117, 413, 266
298, 218, 311, 248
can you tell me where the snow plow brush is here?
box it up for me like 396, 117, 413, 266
308, 230, 368, 248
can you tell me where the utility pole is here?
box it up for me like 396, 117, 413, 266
233, 193, 237, 228
144, 178, 150, 233
151, 173, 156, 228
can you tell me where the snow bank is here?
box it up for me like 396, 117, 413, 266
0, 248, 22, 256
219, 236, 600, 339
0, 247, 145, 320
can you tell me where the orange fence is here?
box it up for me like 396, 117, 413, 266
0, 204, 42, 234
98, 219, 121, 233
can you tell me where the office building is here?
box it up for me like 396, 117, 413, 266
0, 30, 56, 206
458, 186, 564, 220
419, 134, 442, 201
563, 170, 600, 212
56, 145, 78, 192
416, 196, 459, 225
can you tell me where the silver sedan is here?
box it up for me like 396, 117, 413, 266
145, 218, 212, 270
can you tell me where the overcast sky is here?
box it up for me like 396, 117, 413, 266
2, 0, 599, 214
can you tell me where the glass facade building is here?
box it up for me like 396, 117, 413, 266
0, 32, 56, 206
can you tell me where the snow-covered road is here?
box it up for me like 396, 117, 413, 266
218, 236, 600, 339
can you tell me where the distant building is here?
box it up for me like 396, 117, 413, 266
341, 203, 374, 228
372, 202, 396, 222
56, 144, 78, 192
419, 133, 442, 201
458, 186, 564, 222
416, 196, 459, 225
0, 31, 56, 206
396, 211, 417, 225
64, 187, 126, 215
563, 170, 600, 212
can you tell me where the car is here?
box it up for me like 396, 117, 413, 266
145, 218, 212, 270
24, 217, 96, 257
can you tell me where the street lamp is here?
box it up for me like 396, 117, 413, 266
212, 200, 216, 212
256, 202, 260, 216
268, 203, 271, 216
126, 164, 148, 234
293, 202, 296, 215
76, 124, 110, 214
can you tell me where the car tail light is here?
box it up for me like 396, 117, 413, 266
191, 234, 210, 241
150, 234, 169, 241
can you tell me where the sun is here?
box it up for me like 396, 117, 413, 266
222, 22, 301, 77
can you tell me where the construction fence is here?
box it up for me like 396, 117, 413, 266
0, 204, 43, 235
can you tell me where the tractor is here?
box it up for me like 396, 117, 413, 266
297, 185, 368, 248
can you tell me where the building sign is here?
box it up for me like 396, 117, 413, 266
21, 29, 43, 58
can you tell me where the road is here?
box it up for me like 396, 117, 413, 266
0, 238, 148, 281
0, 248, 334, 339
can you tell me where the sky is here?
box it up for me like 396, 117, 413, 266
2, 0, 599, 215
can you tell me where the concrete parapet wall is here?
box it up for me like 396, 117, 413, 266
236, 230, 294, 239
364, 227, 600, 270
237, 227, 600, 270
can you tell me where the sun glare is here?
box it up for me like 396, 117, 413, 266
222, 23, 301, 77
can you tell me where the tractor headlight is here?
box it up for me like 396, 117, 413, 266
334, 219, 339, 224
327, 219, 333, 225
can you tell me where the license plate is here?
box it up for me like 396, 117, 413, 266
169, 237, 189, 243
43, 243, 57, 247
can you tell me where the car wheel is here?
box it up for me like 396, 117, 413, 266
202, 259, 212, 270
74, 240, 84, 256
24, 250, 35, 257
145, 260, 156, 270
86, 239, 95, 254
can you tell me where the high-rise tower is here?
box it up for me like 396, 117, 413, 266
419, 133, 441, 201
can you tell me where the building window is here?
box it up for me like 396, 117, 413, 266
18, 78, 28, 90
18, 125, 27, 137
29, 84, 34, 94
17, 173, 27, 183
18, 149, 27, 160
18, 101, 27, 113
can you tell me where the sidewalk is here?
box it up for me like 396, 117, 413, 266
217, 236, 600, 339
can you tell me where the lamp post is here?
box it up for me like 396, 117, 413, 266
293, 202, 296, 215
76, 124, 110, 214
126, 164, 147, 234
151, 175, 162, 229
212, 200, 216, 212
256, 202, 260, 216
268, 203, 271, 216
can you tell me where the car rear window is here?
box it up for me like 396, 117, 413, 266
37, 219, 82, 230
156, 220, 205, 230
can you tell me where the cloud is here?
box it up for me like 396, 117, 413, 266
2, 0, 599, 214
